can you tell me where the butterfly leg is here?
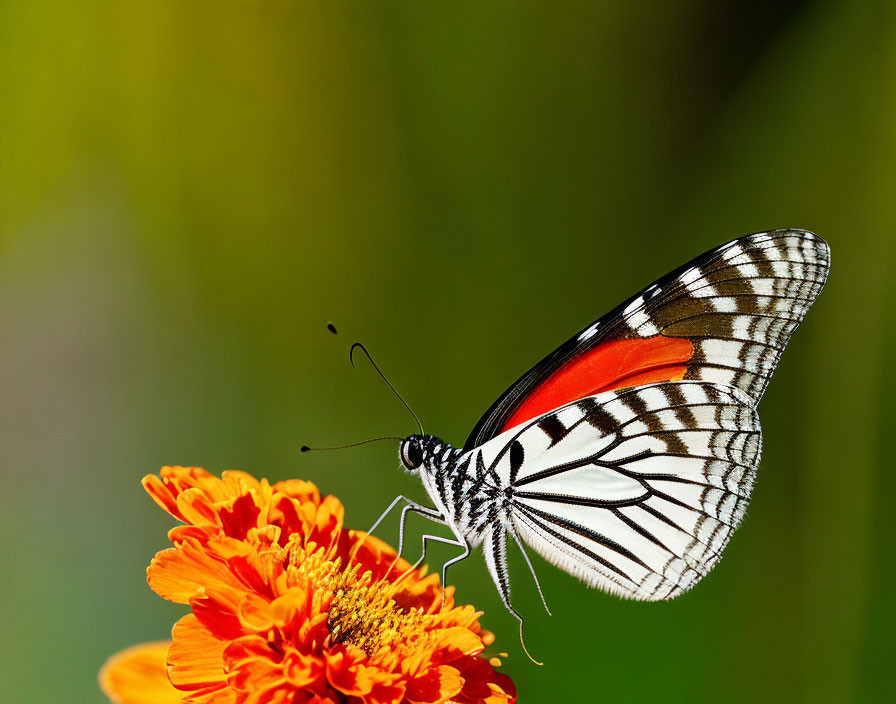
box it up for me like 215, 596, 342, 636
367, 495, 444, 575
393, 501, 444, 565
483, 522, 542, 665
367, 494, 441, 539
367, 495, 417, 536
410, 532, 469, 603
438, 536, 471, 604
411, 533, 465, 571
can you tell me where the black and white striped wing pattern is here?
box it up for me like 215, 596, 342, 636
478, 381, 761, 601
465, 229, 829, 448
625, 230, 829, 405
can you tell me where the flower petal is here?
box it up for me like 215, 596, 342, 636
218, 493, 262, 540
404, 665, 463, 704
147, 543, 247, 604
451, 655, 517, 704
325, 645, 403, 699
168, 615, 228, 693
189, 587, 271, 641
271, 479, 321, 504
98, 641, 181, 704
224, 635, 324, 692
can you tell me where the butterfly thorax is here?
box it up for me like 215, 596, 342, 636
399, 434, 503, 545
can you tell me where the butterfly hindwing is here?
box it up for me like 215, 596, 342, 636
476, 381, 761, 601
464, 229, 829, 449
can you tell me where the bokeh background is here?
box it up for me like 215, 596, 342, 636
2, 1, 893, 702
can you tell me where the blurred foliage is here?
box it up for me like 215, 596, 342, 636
1, 1, 893, 702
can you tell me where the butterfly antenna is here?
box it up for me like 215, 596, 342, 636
300, 436, 402, 453
350, 342, 424, 435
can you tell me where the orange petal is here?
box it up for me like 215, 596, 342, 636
324, 646, 369, 696
168, 615, 228, 692
266, 494, 307, 544
98, 641, 181, 704
405, 664, 463, 704
452, 656, 516, 704
325, 645, 401, 698
430, 626, 485, 663
189, 587, 270, 641
271, 479, 321, 504
146, 467, 262, 531
224, 636, 325, 692
179, 685, 237, 704
143, 475, 186, 523
398, 627, 483, 678
365, 679, 408, 704
147, 543, 248, 604
143, 467, 221, 520
307, 496, 345, 552
176, 487, 223, 527
220, 470, 266, 498
218, 493, 262, 540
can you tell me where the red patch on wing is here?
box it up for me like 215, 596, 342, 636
501, 336, 695, 433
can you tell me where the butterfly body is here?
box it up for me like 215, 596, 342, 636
372, 229, 829, 627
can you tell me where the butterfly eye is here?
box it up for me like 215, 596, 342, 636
401, 441, 424, 471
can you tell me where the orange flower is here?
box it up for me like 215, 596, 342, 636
100, 467, 516, 704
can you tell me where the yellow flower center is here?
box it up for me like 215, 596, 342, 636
327, 568, 436, 656
282, 539, 439, 657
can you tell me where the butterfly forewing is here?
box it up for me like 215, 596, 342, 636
478, 381, 761, 601
465, 229, 829, 449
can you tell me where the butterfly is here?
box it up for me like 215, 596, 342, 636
364, 228, 829, 644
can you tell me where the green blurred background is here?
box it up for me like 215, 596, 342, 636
1, 1, 893, 702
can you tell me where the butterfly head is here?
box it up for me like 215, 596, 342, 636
399, 434, 453, 474
399, 435, 427, 473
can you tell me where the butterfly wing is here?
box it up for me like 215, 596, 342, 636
464, 229, 829, 450
476, 381, 761, 602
